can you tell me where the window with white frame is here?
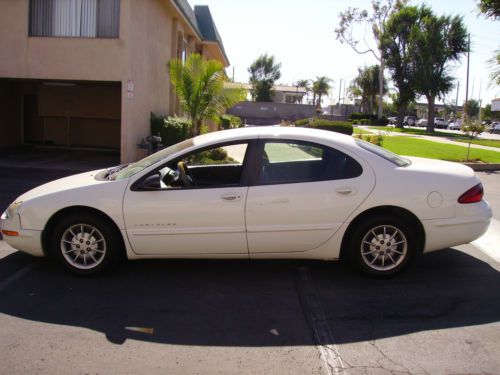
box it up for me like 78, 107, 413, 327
29, 0, 120, 38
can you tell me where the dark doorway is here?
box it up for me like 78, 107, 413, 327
23, 94, 42, 144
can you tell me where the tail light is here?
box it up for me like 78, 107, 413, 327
458, 183, 483, 204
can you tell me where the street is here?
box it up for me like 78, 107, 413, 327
0, 167, 499, 374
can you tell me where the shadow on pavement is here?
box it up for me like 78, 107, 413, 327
0, 248, 499, 347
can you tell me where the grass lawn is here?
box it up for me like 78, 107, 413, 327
382, 137, 500, 163
453, 138, 500, 149
370, 126, 500, 149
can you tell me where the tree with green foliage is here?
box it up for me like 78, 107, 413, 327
487, 50, 500, 87
379, 5, 420, 128
412, 6, 468, 132
169, 53, 245, 136
248, 54, 281, 102
464, 99, 480, 118
312, 76, 332, 107
335, 0, 408, 120
478, 0, 500, 20
481, 103, 492, 121
351, 65, 386, 115
461, 120, 485, 161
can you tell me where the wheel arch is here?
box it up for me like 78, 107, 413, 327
340, 205, 426, 260
41, 206, 126, 258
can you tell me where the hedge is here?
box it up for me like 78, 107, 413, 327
150, 113, 191, 147
294, 118, 353, 135
348, 112, 389, 126
219, 114, 242, 130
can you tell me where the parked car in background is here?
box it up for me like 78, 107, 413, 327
448, 120, 462, 131
417, 119, 428, 127
388, 116, 397, 125
434, 118, 449, 129
490, 123, 500, 134
404, 116, 416, 126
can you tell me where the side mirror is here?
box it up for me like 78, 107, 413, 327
139, 174, 161, 190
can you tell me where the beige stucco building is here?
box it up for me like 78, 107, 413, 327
0, 0, 229, 163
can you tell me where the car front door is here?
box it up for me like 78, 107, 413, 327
123, 142, 252, 256
245, 139, 375, 254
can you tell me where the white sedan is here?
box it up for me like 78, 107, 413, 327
0, 127, 492, 276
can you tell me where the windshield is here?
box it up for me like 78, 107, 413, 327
355, 139, 411, 167
111, 138, 195, 180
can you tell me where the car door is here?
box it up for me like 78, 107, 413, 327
123, 142, 252, 256
245, 139, 375, 254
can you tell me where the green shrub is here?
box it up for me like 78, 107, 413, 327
295, 118, 353, 135
150, 113, 191, 147
349, 112, 378, 122
294, 118, 310, 126
354, 133, 384, 146
219, 114, 242, 130
349, 113, 388, 126
352, 119, 360, 125
312, 119, 353, 135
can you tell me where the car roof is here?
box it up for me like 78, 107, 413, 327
191, 126, 358, 148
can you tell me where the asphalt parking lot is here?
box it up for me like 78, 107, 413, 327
1, 164, 499, 374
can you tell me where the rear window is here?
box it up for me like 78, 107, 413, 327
355, 139, 411, 167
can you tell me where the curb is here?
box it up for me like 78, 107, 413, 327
463, 163, 500, 171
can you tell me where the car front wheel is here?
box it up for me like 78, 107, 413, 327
50, 213, 122, 275
348, 216, 416, 276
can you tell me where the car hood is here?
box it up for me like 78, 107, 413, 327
15, 169, 108, 203
404, 156, 475, 178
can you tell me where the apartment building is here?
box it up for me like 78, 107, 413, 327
0, 0, 229, 163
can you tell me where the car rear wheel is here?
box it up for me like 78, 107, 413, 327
50, 212, 122, 275
348, 215, 416, 276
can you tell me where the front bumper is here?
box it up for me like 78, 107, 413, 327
0, 213, 45, 257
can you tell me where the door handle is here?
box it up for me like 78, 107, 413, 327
221, 193, 242, 201
335, 187, 356, 196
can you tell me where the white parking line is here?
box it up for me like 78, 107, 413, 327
295, 267, 346, 375
473, 218, 500, 263
0, 263, 36, 294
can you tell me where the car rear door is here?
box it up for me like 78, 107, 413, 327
245, 139, 375, 254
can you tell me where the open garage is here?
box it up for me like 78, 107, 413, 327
0, 79, 121, 152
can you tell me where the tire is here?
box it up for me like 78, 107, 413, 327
347, 215, 416, 277
49, 212, 122, 276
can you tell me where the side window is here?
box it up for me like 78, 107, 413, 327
260, 141, 362, 184
160, 143, 248, 188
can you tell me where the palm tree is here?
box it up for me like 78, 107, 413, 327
312, 76, 332, 107
295, 79, 311, 104
352, 65, 386, 115
169, 53, 244, 135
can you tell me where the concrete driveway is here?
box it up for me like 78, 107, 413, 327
0, 167, 499, 374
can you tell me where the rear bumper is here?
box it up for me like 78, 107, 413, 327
0, 214, 45, 257
423, 200, 492, 252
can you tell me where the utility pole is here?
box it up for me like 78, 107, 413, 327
338, 79, 343, 105
478, 79, 483, 120
455, 81, 460, 117
464, 33, 470, 120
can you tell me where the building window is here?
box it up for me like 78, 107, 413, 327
29, 0, 120, 38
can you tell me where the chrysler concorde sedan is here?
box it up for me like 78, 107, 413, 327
0, 127, 492, 276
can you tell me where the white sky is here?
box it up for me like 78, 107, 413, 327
188, 0, 500, 106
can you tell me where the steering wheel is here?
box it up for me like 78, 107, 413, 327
177, 161, 192, 187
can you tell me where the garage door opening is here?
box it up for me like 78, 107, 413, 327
0, 79, 121, 152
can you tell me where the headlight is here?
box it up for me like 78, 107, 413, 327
3, 201, 23, 220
